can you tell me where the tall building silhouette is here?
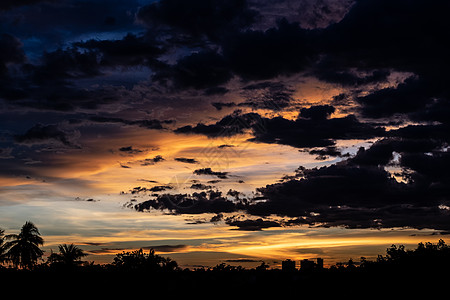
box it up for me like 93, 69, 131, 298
282, 259, 296, 271
316, 258, 324, 269
300, 259, 315, 271
300, 258, 324, 271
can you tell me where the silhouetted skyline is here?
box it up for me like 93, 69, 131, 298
1, 0, 450, 268
2, 223, 449, 274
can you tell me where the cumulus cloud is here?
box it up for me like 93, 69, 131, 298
134, 190, 238, 215
224, 217, 282, 231
193, 168, 229, 179
175, 108, 385, 148
139, 155, 165, 166
14, 124, 80, 148
131, 133, 450, 232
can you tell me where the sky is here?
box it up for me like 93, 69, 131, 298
1, 0, 450, 268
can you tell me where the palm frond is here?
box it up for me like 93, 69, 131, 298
3, 222, 44, 269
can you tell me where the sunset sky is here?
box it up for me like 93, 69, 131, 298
1, 0, 450, 268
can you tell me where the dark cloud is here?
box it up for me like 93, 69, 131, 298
210, 213, 223, 223
129, 186, 149, 194
212, 102, 236, 111
348, 137, 442, 168
119, 146, 143, 154
14, 123, 79, 148
3, 0, 449, 118
251, 112, 384, 148
144, 244, 188, 253
224, 258, 263, 263
355, 77, 433, 119
0, 0, 56, 10
240, 81, 295, 110
4, 0, 450, 235
149, 185, 173, 192
409, 98, 450, 124
317, 0, 450, 121
131, 132, 450, 231
221, 18, 317, 80
154, 50, 233, 89
0, 44, 126, 111
33, 47, 102, 81
147, 17, 318, 87
0, 0, 141, 54
207, 180, 222, 184
218, 144, 234, 149
140, 155, 165, 166
0, 1, 148, 112
75, 33, 165, 68
225, 217, 282, 231
174, 112, 262, 138
299, 105, 335, 120
250, 0, 354, 30
251, 164, 399, 217
308, 146, 345, 160
250, 162, 450, 230
204, 86, 229, 96
322, 0, 450, 71
248, 132, 450, 231
134, 190, 238, 215
2, 84, 120, 112
174, 157, 199, 164
401, 152, 450, 185
0, 34, 27, 100
388, 124, 450, 148
75, 197, 99, 202
136, 0, 258, 40
175, 109, 385, 148
313, 65, 391, 87
193, 168, 229, 179
0, 34, 26, 74
86, 247, 126, 254
190, 183, 212, 190
90, 116, 173, 130
128, 185, 172, 194
349, 142, 395, 167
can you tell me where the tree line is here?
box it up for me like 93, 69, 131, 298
0, 221, 179, 272
2, 221, 450, 273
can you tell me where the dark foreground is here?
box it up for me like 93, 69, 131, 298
0, 265, 446, 296
1, 240, 449, 295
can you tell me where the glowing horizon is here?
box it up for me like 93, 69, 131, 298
2, 0, 450, 269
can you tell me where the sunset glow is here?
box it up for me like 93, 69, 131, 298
2, 0, 450, 270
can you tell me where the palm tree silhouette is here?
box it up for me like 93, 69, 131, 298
4, 221, 44, 269
48, 243, 87, 267
0, 228, 7, 265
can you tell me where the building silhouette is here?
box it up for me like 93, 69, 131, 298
300, 258, 324, 271
281, 258, 324, 271
282, 259, 296, 271
300, 259, 315, 271
316, 258, 324, 269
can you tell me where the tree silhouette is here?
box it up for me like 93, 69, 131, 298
255, 261, 269, 271
48, 244, 88, 268
3, 221, 44, 270
112, 248, 179, 271
0, 228, 7, 265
